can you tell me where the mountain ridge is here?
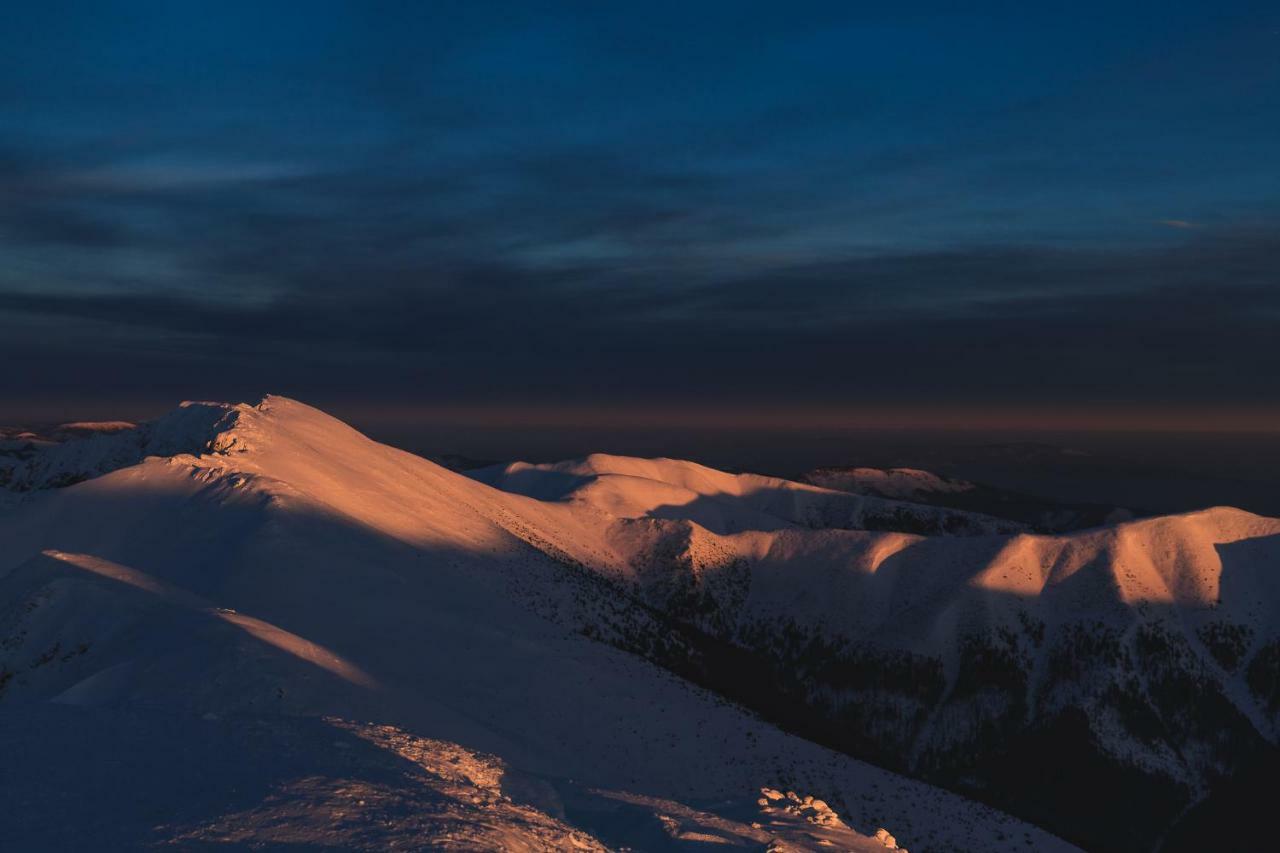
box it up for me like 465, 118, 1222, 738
3, 395, 1276, 851
1, 395, 1071, 852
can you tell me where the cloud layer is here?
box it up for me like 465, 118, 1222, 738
2, 2, 1278, 417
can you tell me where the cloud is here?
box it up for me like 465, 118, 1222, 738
2, 2, 1279, 413
2, 220, 1278, 408
56, 159, 315, 193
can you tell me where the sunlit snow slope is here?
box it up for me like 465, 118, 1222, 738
0, 396, 1071, 852
476, 449, 1280, 852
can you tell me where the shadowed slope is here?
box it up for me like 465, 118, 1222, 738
477, 447, 1280, 852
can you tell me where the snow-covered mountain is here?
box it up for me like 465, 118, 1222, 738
3, 397, 1275, 851
0, 412, 213, 499
804, 467, 975, 501
471, 455, 1024, 537
0, 396, 1069, 852
802, 466, 1136, 532
470, 458, 1280, 850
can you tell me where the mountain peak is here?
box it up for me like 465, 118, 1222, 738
4, 395, 1278, 851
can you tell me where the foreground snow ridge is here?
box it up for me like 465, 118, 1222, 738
7, 396, 1275, 850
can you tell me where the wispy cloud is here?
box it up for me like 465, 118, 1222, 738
58, 158, 314, 193
3, 224, 1279, 407
1, 2, 1278, 410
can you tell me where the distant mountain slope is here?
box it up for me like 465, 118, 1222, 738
0, 396, 1062, 852
803, 465, 1136, 532
0, 405, 233, 497
472, 454, 1023, 536
806, 466, 974, 499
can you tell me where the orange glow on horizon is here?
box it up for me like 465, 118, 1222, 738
4, 395, 1278, 434
341, 402, 1280, 434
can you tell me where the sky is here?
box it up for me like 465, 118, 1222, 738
2, 1, 1278, 429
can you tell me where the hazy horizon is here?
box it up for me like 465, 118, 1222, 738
7, 392, 1279, 518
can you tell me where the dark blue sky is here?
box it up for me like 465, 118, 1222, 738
2, 1, 1278, 423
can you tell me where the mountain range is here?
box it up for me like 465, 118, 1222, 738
3, 396, 1276, 851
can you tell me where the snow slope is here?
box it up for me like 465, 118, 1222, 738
475, 452, 1280, 851
803, 465, 1136, 532
0, 407, 226, 499
0, 396, 1067, 852
804, 467, 975, 501
472, 454, 1023, 536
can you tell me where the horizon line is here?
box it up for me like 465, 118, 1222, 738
5, 396, 1278, 434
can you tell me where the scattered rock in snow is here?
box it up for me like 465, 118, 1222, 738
874, 826, 907, 850
759, 788, 846, 829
